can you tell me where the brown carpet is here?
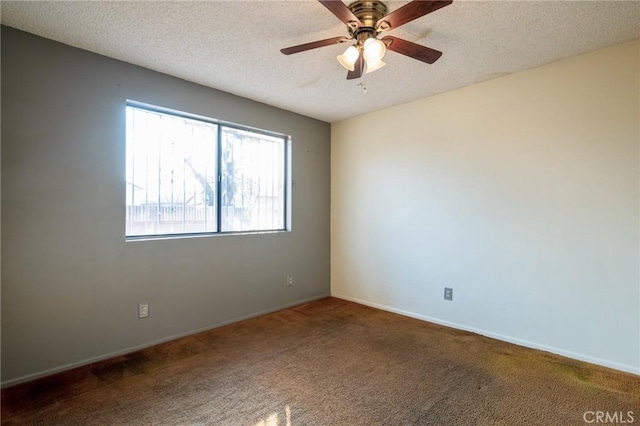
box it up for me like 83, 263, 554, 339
2, 297, 639, 425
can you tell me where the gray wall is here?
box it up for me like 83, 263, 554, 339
1, 26, 331, 386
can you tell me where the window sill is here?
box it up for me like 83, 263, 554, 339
125, 229, 290, 243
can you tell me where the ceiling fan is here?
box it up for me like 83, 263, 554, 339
280, 0, 453, 80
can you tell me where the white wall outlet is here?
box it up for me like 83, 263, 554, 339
444, 287, 453, 301
287, 276, 293, 286
138, 302, 149, 318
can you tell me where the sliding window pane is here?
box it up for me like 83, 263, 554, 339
126, 106, 218, 237
221, 127, 285, 232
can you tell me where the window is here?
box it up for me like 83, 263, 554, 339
125, 103, 288, 239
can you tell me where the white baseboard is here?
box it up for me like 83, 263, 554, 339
332, 292, 640, 376
1, 293, 330, 389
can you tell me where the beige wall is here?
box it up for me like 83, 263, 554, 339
332, 40, 639, 373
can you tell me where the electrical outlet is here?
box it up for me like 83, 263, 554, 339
444, 287, 453, 301
138, 303, 149, 319
286, 276, 293, 286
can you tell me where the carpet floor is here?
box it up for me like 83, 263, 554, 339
2, 297, 639, 425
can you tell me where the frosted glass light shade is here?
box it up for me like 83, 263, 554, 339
337, 46, 360, 71
363, 38, 386, 63
365, 60, 386, 73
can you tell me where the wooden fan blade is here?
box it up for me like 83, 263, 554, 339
318, 0, 362, 26
281, 36, 350, 55
346, 50, 364, 80
382, 36, 443, 64
377, 0, 452, 31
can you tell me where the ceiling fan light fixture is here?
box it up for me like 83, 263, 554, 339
363, 37, 386, 63
365, 59, 386, 74
337, 45, 360, 71
280, 0, 453, 80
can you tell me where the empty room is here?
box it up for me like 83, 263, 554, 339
1, 1, 639, 424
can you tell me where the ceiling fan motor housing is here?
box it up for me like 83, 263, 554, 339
347, 0, 388, 43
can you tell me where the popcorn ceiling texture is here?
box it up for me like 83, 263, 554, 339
1, 0, 639, 122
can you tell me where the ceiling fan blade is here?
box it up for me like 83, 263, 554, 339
382, 36, 442, 64
346, 50, 364, 80
281, 36, 350, 55
377, 0, 452, 31
318, 0, 362, 27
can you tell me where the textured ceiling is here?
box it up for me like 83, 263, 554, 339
1, 1, 639, 123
